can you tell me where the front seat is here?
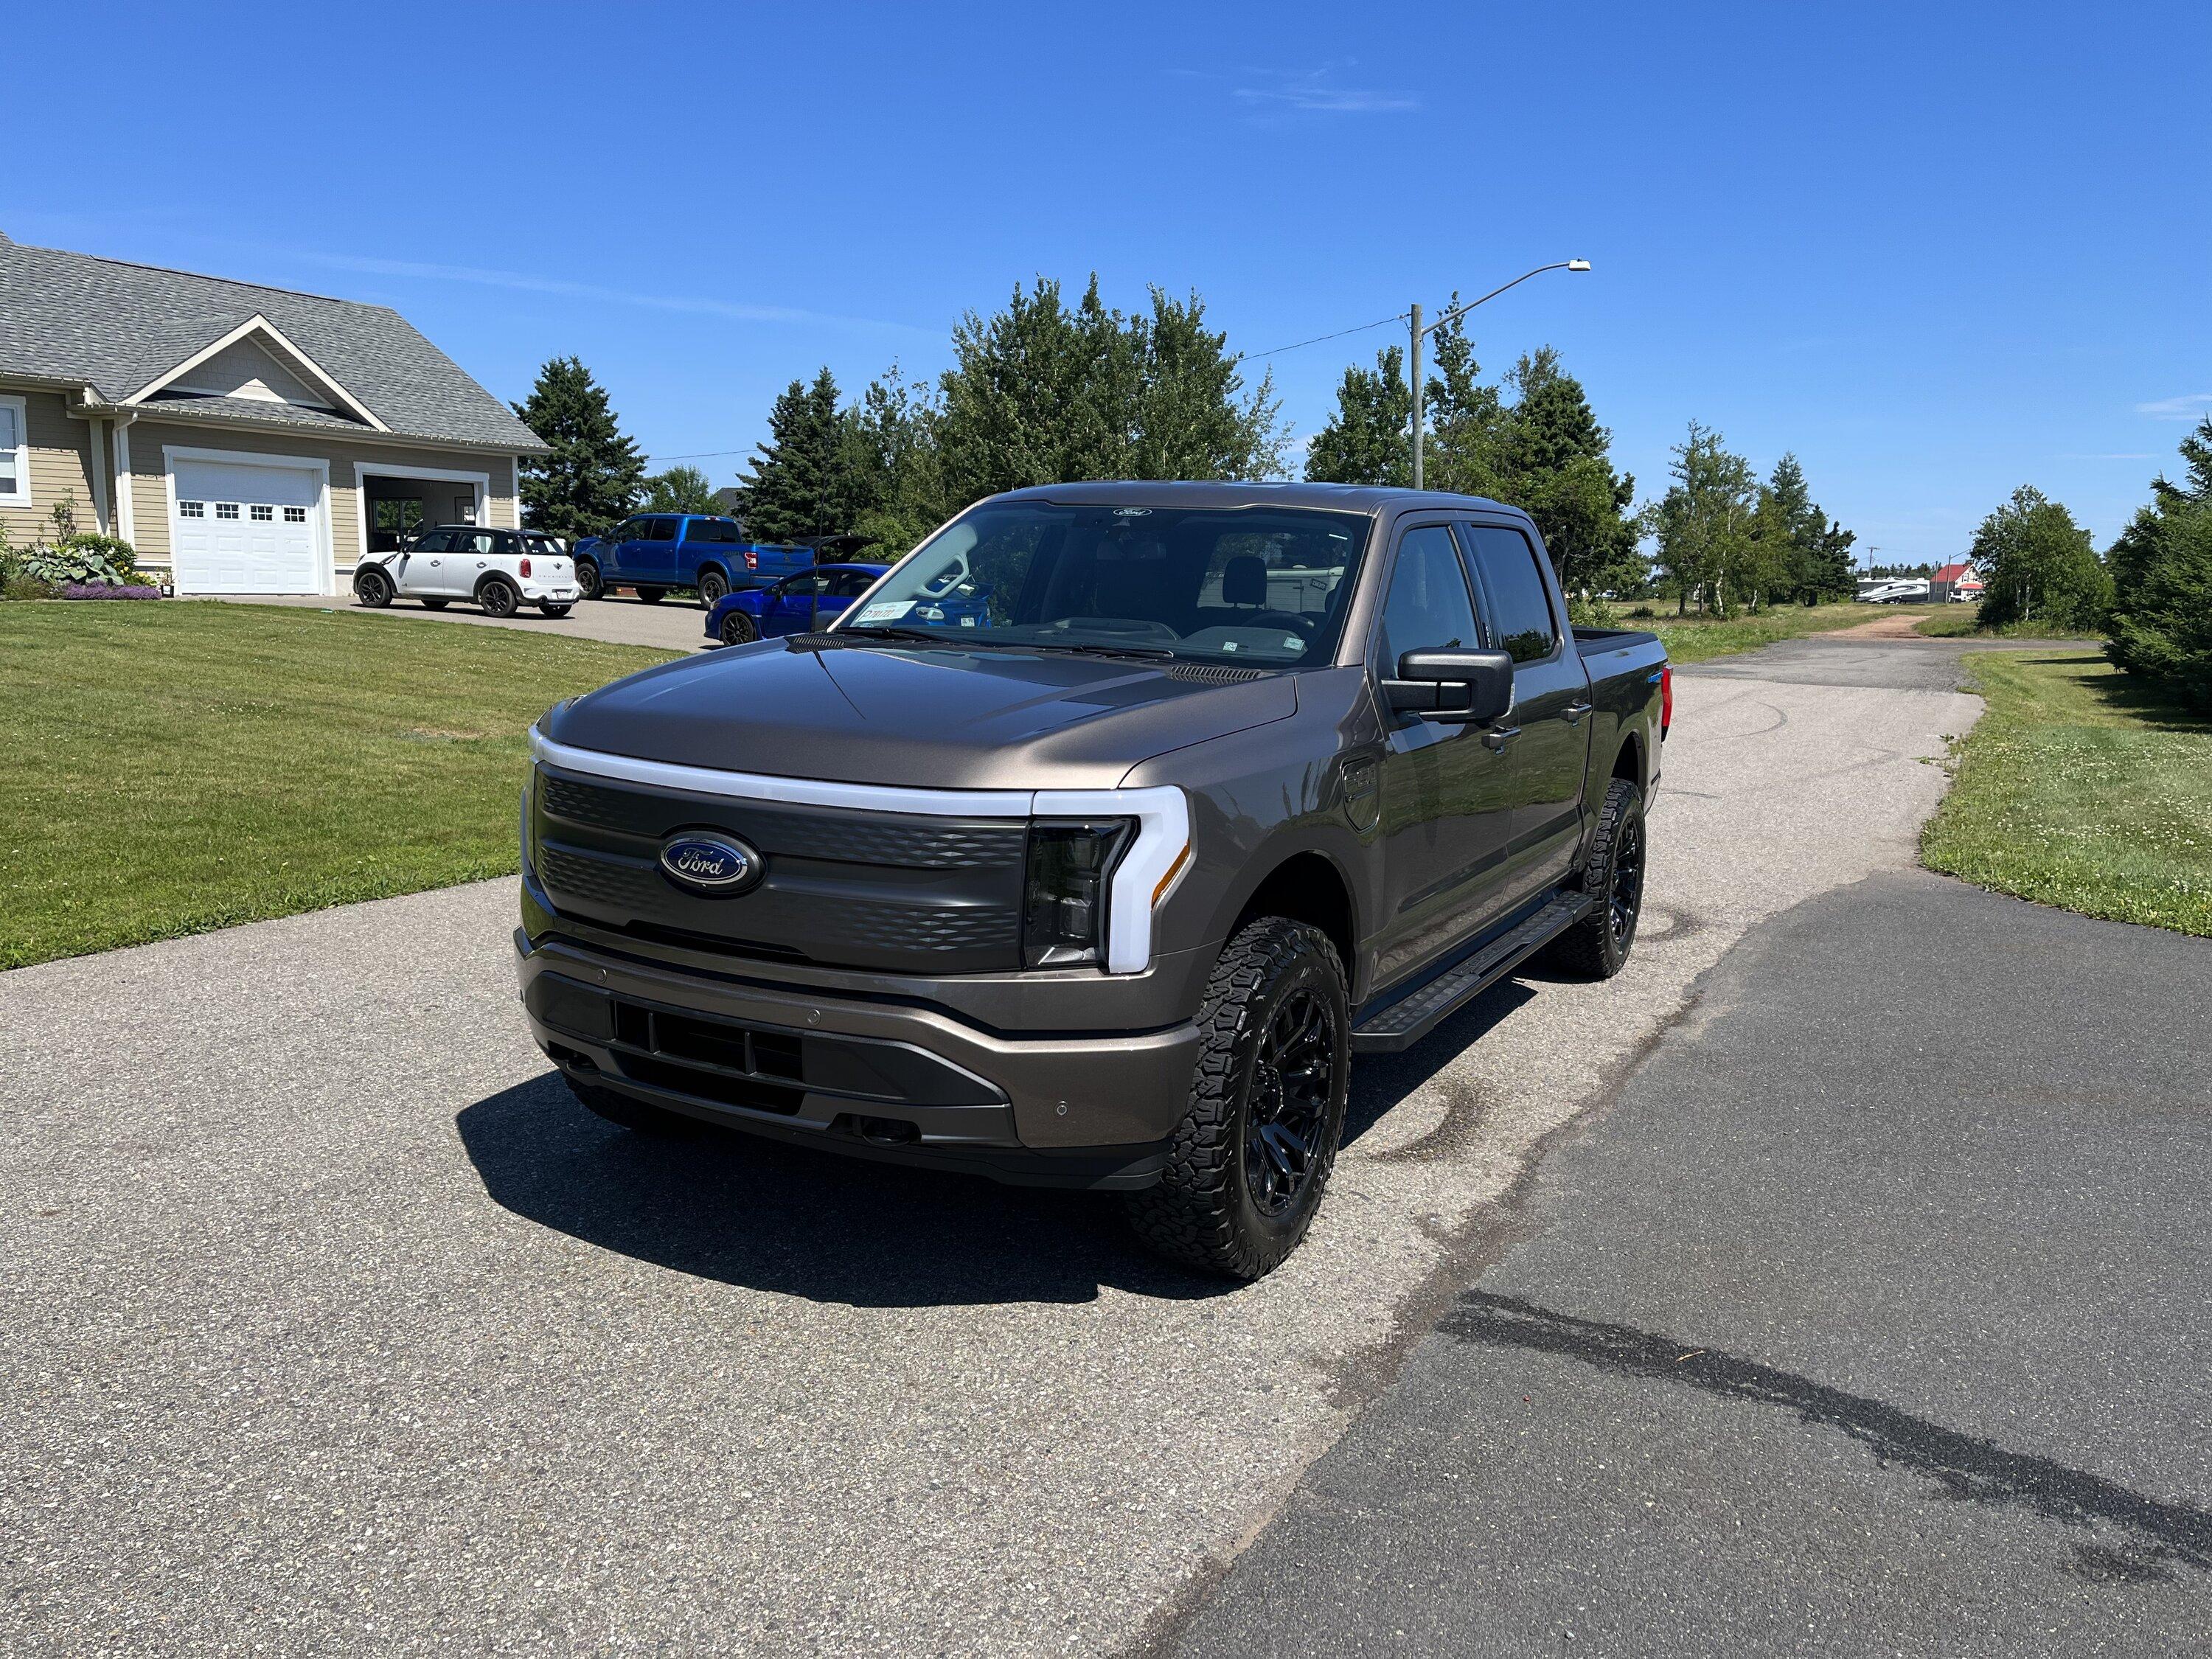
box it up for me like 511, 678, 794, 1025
1222, 554, 1267, 611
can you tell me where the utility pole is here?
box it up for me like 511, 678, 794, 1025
1406, 260, 1590, 490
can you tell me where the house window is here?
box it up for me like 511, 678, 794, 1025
284, 506, 307, 524
215, 503, 240, 520
0, 394, 26, 506
250, 504, 274, 522
179, 500, 207, 518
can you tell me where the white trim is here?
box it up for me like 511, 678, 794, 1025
0, 392, 27, 507
356, 461, 494, 565
124, 314, 390, 432
87, 418, 111, 533
111, 418, 136, 546
529, 730, 1191, 974
161, 443, 334, 597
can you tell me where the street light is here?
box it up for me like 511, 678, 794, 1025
1410, 260, 1591, 490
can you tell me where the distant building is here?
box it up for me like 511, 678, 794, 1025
1930, 562, 1984, 603
712, 487, 745, 517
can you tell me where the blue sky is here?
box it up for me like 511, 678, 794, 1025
10, 1, 2207, 566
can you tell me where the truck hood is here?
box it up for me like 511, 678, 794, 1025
541, 637, 1299, 790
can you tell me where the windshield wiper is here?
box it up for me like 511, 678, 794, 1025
1019, 640, 1179, 661
829, 625, 1035, 651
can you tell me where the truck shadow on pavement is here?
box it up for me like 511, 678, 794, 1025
1444, 1290, 2212, 1585
456, 1074, 1240, 1308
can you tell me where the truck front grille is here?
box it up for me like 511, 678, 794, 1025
531, 765, 1029, 974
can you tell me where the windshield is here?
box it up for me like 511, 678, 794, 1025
833, 501, 1374, 667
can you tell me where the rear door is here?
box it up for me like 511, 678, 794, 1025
1461, 521, 1590, 894
1368, 521, 1521, 988
633, 517, 682, 583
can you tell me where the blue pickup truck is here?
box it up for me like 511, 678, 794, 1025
571, 514, 815, 606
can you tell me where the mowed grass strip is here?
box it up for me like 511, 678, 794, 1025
1911, 610, 2091, 640
1, 602, 675, 969
1922, 650, 2212, 937
1641, 602, 1944, 664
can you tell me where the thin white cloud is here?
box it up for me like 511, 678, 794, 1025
286, 249, 931, 336
2136, 392, 2212, 420
1233, 67, 1419, 115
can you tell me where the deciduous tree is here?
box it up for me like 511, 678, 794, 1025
1971, 486, 2110, 630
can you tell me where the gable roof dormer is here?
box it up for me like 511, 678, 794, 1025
123, 313, 389, 431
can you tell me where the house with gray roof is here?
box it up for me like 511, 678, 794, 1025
0, 231, 548, 594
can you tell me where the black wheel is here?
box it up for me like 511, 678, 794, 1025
540, 604, 573, 619
479, 578, 520, 619
420, 597, 450, 610
719, 609, 758, 646
636, 586, 665, 605
1547, 776, 1646, 978
352, 567, 393, 608
563, 1074, 705, 1138
697, 568, 730, 607
1124, 917, 1351, 1281
575, 559, 602, 601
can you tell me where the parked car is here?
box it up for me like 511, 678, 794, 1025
571, 515, 814, 606
518, 483, 1669, 1279
705, 563, 890, 645
352, 526, 578, 618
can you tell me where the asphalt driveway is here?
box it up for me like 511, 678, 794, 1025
226, 590, 711, 651
1161, 868, 2211, 1656
1, 636, 2023, 1654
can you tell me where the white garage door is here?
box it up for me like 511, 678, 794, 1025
169, 458, 325, 594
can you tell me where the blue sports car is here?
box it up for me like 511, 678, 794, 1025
704, 563, 891, 646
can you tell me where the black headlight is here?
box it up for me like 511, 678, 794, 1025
1023, 821, 1131, 967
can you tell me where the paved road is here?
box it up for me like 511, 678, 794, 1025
2, 636, 2000, 1654
1161, 868, 2212, 1656
226, 590, 709, 652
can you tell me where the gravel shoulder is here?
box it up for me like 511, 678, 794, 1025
0, 637, 1984, 1655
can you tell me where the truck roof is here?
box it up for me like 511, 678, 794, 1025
992, 479, 1525, 516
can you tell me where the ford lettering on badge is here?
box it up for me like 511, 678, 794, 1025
658, 833, 762, 894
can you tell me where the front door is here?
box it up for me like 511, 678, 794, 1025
762, 571, 825, 636
1461, 521, 1589, 899
1368, 523, 1521, 989
397, 529, 466, 596
604, 517, 650, 584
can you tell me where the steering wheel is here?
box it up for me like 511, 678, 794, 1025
1252, 611, 1318, 641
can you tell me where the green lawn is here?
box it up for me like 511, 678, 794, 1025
1921, 650, 2212, 937
1, 602, 675, 969
1633, 602, 1943, 664
1910, 609, 2094, 641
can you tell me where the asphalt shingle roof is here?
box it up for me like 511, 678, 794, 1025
0, 237, 546, 453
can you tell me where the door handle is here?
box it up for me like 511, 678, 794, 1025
1482, 724, 1522, 752
1564, 700, 1595, 726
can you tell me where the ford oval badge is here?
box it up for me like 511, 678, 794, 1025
658, 833, 762, 895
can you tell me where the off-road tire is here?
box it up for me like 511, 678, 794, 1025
353, 567, 394, 608
636, 586, 666, 605
697, 568, 730, 607
420, 597, 449, 609
720, 610, 759, 646
574, 559, 602, 601
479, 577, 521, 619
1546, 776, 1646, 979
540, 604, 573, 619
1124, 917, 1351, 1281
563, 1074, 703, 1137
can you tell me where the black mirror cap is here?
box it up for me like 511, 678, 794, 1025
1386, 647, 1514, 724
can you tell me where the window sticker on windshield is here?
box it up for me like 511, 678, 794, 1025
854, 600, 914, 625
959, 614, 977, 627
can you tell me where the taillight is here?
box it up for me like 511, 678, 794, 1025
744, 549, 758, 571
1660, 665, 1673, 737
519, 556, 532, 578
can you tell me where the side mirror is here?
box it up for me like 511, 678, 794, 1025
1384, 647, 1514, 725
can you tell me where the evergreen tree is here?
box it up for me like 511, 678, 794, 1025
1416, 303, 1506, 498
844, 364, 950, 558
1495, 348, 1640, 597
1756, 453, 1857, 602
737, 368, 850, 542
1971, 486, 2110, 629
1305, 346, 1412, 487
512, 356, 647, 541
641, 465, 718, 515
2107, 416, 2212, 706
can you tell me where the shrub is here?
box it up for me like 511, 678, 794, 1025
21, 543, 128, 588
60, 582, 162, 601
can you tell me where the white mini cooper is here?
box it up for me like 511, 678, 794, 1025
353, 526, 580, 619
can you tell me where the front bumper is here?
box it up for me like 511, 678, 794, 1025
514, 928, 1200, 1189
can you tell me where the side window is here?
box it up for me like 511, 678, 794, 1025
779, 573, 825, 599
612, 518, 646, 542
459, 532, 497, 556
1464, 525, 1558, 664
412, 530, 456, 553
649, 516, 679, 543
829, 569, 877, 598
699, 520, 735, 543
1377, 526, 1481, 669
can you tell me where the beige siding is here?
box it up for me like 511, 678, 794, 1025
122, 419, 521, 577
170, 337, 323, 407
0, 386, 99, 544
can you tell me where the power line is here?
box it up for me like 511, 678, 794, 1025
1237, 310, 1409, 364
644, 447, 752, 463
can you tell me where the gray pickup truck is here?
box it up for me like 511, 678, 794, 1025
516, 482, 1669, 1277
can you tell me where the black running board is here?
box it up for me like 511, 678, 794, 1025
1351, 891, 1596, 1054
